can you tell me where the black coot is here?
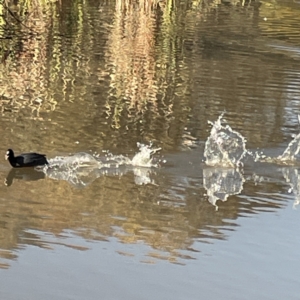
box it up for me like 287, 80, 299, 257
5, 149, 49, 168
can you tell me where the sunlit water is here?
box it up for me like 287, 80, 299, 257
0, 0, 300, 299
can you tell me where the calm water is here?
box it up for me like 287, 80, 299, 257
0, 0, 300, 299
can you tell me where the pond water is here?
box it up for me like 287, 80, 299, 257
0, 0, 300, 299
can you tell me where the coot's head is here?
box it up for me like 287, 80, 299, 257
5, 149, 14, 161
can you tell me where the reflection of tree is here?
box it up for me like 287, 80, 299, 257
102, 0, 204, 149
0, 1, 55, 116
0, 170, 233, 267
0, 156, 291, 267
105, 1, 161, 129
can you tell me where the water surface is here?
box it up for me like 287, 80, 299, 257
0, 0, 300, 299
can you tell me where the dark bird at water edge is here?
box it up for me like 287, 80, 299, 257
5, 149, 49, 168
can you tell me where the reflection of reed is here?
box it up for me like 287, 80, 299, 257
0, 1, 55, 117
105, 1, 160, 128
0, 171, 224, 266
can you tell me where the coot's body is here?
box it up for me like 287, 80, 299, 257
5, 149, 48, 168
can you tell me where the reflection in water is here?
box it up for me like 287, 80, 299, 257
0, 0, 300, 270
203, 167, 245, 210
3, 115, 300, 267
0, 1, 54, 116
105, 1, 159, 128
0, 135, 296, 267
5, 168, 45, 187
282, 168, 300, 209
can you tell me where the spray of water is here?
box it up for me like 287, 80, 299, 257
204, 113, 247, 167
47, 152, 102, 169
42, 143, 161, 187
131, 142, 161, 167
277, 133, 300, 163
255, 115, 300, 165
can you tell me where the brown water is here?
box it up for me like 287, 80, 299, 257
0, 0, 300, 299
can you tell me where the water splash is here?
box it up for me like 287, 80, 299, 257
277, 132, 300, 163
41, 143, 161, 187
102, 152, 131, 168
204, 114, 247, 167
131, 142, 161, 167
255, 135, 300, 165
47, 152, 102, 169
255, 116, 300, 165
43, 152, 102, 188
